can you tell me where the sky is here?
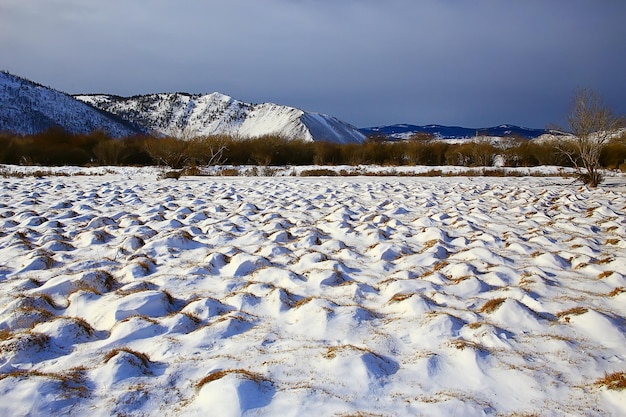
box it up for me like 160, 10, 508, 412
1, 0, 625, 129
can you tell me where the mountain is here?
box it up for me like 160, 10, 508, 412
360, 124, 553, 141
76, 93, 366, 144
0, 71, 142, 137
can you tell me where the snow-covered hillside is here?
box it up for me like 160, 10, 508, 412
76, 92, 366, 144
0, 72, 141, 137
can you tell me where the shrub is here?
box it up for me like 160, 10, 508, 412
300, 169, 338, 177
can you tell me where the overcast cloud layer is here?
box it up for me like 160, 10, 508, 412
1, 0, 625, 128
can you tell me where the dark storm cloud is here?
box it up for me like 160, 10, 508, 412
1, 0, 625, 128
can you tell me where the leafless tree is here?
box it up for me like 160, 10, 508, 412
144, 137, 192, 169
560, 88, 622, 187
93, 139, 125, 165
193, 135, 229, 167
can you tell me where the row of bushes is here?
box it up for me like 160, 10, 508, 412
1, 128, 625, 169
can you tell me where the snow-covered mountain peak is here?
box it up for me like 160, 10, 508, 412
0, 71, 141, 137
76, 92, 365, 143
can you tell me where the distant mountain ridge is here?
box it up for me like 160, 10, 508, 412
360, 124, 554, 141
0, 71, 142, 137
2, 70, 557, 143
76, 92, 366, 144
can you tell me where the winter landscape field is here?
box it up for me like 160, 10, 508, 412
0, 166, 625, 416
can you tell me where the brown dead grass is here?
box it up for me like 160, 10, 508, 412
0, 329, 12, 341
292, 296, 315, 308
419, 239, 440, 253
450, 339, 488, 352
323, 344, 379, 360
597, 271, 614, 279
479, 298, 506, 313
196, 369, 269, 390
592, 257, 614, 265
68, 285, 102, 297
596, 372, 626, 390
62, 316, 95, 336
181, 312, 202, 324
0, 367, 89, 397
104, 347, 151, 368
388, 293, 414, 303
556, 307, 588, 322
0, 369, 47, 381
432, 260, 449, 271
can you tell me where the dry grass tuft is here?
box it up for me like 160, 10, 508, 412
17, 293, 62, 310
181, 312, 202, 325
592, 257, 614, 265
450, 339, 488, 352
64, 316, 95, 336
0, 329, 12, 341
104, 347, 151, 368
91, 270, 117, 292
196, 369, 269, 390
432, 261, 449, 272
162, 289, 175, 305
479, 297, 506, 313
388, 292, 414, 303
216, 168, 240, 176
0, 369, 42, 381
419, 239, 440, 253
597, 271, 613, 279
292, 297, 315, 308
0, 331, 50, 354
323, 344, 376, 359
596, 372, 626, 390
69, 285, 102, 297
0, 367, 89, 397
556, 306, 588, 323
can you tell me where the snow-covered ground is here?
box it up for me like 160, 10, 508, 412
0, 167, 625, 416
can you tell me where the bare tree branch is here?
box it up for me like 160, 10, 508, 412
558, 88, 622, 187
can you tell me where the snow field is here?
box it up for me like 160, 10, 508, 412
0, 170, 625, 416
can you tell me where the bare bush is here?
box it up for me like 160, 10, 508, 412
144, 137, 192, 169
558, 88, 623, 187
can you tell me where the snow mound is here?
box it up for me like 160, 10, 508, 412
0, 170, 625, 416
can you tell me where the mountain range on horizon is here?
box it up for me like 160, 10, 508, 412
1, 70, 554, 142
360, 123, 556, 141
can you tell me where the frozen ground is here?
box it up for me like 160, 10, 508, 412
0, 167, 625, 416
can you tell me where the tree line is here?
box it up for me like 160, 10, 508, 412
1, 127, 625, 171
